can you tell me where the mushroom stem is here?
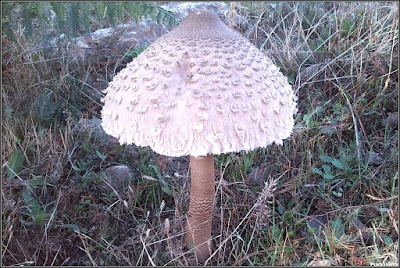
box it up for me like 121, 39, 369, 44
185, 155, 215, 263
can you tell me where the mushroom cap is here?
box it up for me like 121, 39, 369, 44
101, 10, 297, 157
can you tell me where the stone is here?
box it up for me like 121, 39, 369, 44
105, 165, 138, 190
368, 151, 384, 167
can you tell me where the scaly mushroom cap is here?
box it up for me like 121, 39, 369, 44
101, 10, 297, 157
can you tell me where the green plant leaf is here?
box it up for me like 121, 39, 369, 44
284, 211, 294, 222
324, 172, 335, 180
107, 2, 116, 27
95, 149, 107, 160
63, 223, 80, 231
331, 159, 346, 170
331, 188, 343, 197
32, 53, 40, 62
270, 225, 281, 242
342, 19, 352, 38
29, 175, 45, 188
314, 106, 324, 115
382, 234, 393, 245
330, 218, 344, 238
303, 113, 314, 128
156, 10, 163, 24
72, 165, 83, 172
69, 2, 80, 37
278, 204, 285, 215
22, 2, 33, 39
34, 211, 47, 224
319, 155, 333, 163
115, 2, 124, 25
82, 142, 92, 152
22, 191, 46, 224
161, 186, 173, 196
63, 223, 88, 233
308, 226, 317, 234
7, 149, 24, 179
322, 164, 331, 173
311, 167, 324, 177
72, 160, 88, 172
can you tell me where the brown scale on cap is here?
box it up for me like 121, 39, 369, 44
101, 10, 297, 264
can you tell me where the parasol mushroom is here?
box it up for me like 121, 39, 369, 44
101, 10, 297, 263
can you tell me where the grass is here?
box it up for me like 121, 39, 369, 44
2, 1, 398, 266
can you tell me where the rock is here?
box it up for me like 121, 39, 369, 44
368, 151, 384, 167
382, 112, 398, 128
303, 215, 328, 243
73, 20, 170, 61
71, 2, 235, 62
105, 165, 138, 190
160, 1, 230, 21
73, 117, 111, 142
350, 216, 374, 245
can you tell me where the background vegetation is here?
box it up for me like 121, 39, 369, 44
2, 1, 398, 266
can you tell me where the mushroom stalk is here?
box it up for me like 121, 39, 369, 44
185, 155, 215, 263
